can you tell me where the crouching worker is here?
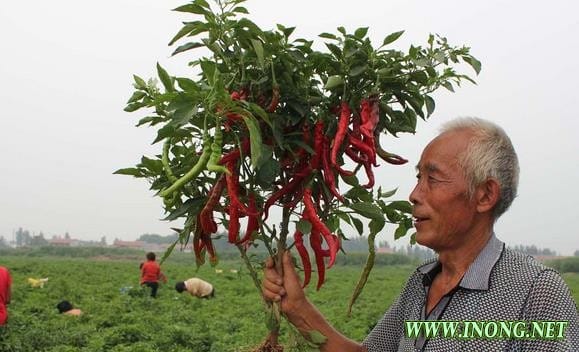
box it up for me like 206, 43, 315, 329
140, 252, 167, 298
56, 300, 82, 316
175, 278, 214, 299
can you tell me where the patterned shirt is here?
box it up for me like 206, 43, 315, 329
362, 235, 579, 351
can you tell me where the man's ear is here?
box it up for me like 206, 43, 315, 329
475, 178, 500, 214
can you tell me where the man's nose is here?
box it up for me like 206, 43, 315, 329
409, 183, 421, 205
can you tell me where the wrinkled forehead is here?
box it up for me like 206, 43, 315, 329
416, 131, 472, 174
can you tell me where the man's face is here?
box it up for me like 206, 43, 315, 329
409, 130, 478, 251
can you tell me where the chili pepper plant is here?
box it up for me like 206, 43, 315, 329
116, 0, 480, 349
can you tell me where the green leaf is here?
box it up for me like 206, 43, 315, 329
462, 56, 482, 75
327, 215, 340, 233
442, 81, 454, 92
394, 222, 409, 239
156, 63, 174, 92
127, 91, 146, 104
135, 116, 155, 127
350, 216, 364, 236
124, 102, 144, 112
169, 23, 198, 46
232, 6, 249, 14
140, 156, 163, 174
171, 42, 204, 56
369, 218, 385, 236
171, 105, 196, 127
133, 75, 147, 89
163, 197, 204, 221
389, 200, 413, 214
348, 202, 384, 222
354, 27, 369, 39
241, 115, 263, 169
296, 219, 312, 234
379, 188, 398, 198
409, 232, 417, 245
255, 155, 279, 187
319, 32, 338, 40
152, 124, 176, 144
382, 30, 404, 46
324, 75, 344, 90
349, 65, 367, 77
176, 77, 198, 92
199, 60, 216, 85
173, 4, 206, 14
113, 167, 143, 177
341, 174, 360, 187
424, 95, 435, 117
337, 26, 346, 35
325, 43, 342, 59
251, 39, 265, 68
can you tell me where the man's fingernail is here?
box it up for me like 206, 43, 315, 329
279, 289, 286, 296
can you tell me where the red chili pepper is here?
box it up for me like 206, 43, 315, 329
193, 219, 205, 266
331, 101, 351, 167
200, 175, 226, 234
311, 120, 324, 170
227, 202, 240, 243
219, 138, 250, 165
345, 145, 366, 164
266, 85, 280, 113
303, 188, 339, 268
237, 194, 259, 248
263, 167, 311, 220
225, 161, 249, 214
362, 159, 375, 189
293, 230, 312, 288
309, 226, 326, 291
349, 133, 377, 166
322, 137, 345, 202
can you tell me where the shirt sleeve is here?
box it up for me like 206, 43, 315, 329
517, 269, 579, 351
362, 293, 407, 351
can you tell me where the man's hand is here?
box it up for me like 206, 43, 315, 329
262, 251, 366, 352
262, 251, 309, 322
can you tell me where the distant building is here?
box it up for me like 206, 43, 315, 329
48, 236, 80, 247
113, 240, 145, 249
376, 246, 394, 254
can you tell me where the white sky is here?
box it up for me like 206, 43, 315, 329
1, 1, 577, 254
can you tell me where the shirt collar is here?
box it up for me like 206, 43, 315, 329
417, 234, 505, 291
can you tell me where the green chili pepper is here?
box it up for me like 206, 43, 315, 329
161, 138, 178, 184
206, 120, 231, 175
159, 131, 211, 198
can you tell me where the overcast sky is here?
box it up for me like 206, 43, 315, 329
1, 1, 577, 254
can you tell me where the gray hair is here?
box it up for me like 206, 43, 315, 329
440, 117, 519, 219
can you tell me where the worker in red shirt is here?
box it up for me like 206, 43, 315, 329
0, 266, 12, 325
140, 252, 167, 298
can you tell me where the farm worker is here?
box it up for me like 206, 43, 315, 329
56, 300, 82, 316
262, 118, 579, 351
140, 252, 167, 298
175, 278, 215, 299
27, 277, 49, 288
0, 266, 12, 325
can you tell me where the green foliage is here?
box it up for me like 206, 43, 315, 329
1, 256, 416, 351
546, 257, 579, 273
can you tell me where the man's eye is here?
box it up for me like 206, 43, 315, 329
428, 176, 439, 182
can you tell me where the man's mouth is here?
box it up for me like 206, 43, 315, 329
413, 216, 429, 224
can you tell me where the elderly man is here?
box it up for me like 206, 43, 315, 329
263, 117, 579, 351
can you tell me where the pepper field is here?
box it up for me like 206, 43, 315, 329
1, 255, 577, 351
